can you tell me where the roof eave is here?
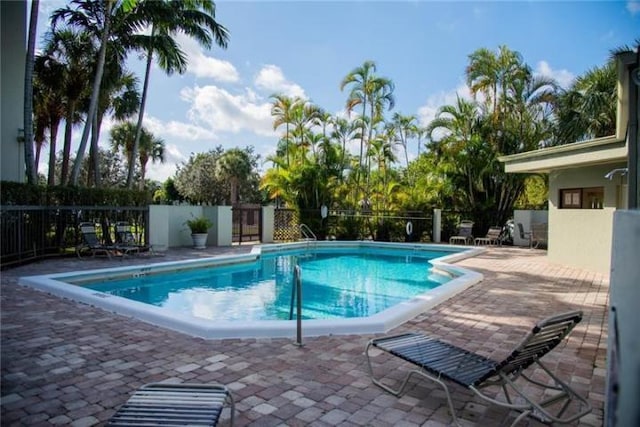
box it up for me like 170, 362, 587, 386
499, 135, 627, 174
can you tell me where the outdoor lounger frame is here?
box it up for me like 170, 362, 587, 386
107, 383, 235, 426
365, 311, 592, 426
115, 221, 155, 256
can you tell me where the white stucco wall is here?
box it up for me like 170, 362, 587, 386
261, 205, 275, 243
1, 1, 26, 183
607, 210, 640, 427
548, 163, 626, 273
149, 205, 208, 248
149, 205, 233, 248
205, 206, 232, 247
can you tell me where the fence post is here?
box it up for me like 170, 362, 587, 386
261, 205, 275, 243
433, 208, 442, 243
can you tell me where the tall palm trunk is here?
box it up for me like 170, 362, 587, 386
285, 122, 290, 166
23, 0, 39, 184
46, 117, 61, 185
128, 25, 155, 189
70, 0, 113, 185
60, 109, 75, 184
90, 111, 101, 187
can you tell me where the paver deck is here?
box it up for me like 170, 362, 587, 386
1, 246, 608, 426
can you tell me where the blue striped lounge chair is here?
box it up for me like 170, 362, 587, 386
365, 311, 592, 426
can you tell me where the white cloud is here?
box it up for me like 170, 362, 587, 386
416, 82, 472, 128
144, 115, 217, 141
146, 143, 188, 181
180, 85, 275, 136
254, 65, 306, 98
534, 60, 575, 89
175, 33, 239, 82
627, 1, 640, 15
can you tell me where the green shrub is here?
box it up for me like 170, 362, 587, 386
0, 182, 152, 206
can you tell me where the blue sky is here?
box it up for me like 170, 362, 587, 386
36, 0, 640, 182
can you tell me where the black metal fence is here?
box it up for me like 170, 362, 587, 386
232, 206, 262, 244
275, 208, 433, 242
1, 205, 149, 268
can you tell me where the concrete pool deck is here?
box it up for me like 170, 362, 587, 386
1, 246, 607, 426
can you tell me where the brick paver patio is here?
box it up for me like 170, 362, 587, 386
1, 246, 607, 426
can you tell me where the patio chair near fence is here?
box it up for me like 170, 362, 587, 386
517, 223, 532, 248
531, 222, 548, 249
107, 383, 235, 426
115, 221, 154, 256
77, 222, 117, 259
474, 226, 503, 246
366, 310, 591, 426
449, 220, 474, 245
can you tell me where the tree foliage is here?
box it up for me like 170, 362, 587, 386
173, 146, 261, 205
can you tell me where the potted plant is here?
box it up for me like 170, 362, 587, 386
185, 216, 213, 249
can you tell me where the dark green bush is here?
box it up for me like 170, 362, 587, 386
0, 182, 152, 206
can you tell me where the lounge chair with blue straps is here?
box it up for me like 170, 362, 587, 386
365, 311, 592, 426
107, 383, 235, 426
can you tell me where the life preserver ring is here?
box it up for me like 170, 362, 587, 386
406, 221, 413, 235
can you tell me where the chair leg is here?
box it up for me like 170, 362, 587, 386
365, 341, 462, 426
227, 388, 235, 426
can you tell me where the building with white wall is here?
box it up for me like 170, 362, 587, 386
500, 57, 632, 274
1, 0, 27, 183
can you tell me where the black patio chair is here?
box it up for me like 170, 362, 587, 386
365, 310, 592, 426
107, 383, 235, 426
517, 222, 532, 248
114, 221, 154, 256
76, 222, 117, 259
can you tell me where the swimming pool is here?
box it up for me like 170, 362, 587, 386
83, 247, 452, 321
20, 241, 484, 339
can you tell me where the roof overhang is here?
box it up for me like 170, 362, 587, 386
499, 136, 628, 174
500, 54, 632, 175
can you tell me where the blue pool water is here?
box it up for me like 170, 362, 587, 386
84, 247, 452, 321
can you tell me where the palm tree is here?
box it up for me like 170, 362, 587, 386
53, 0, 116, 186
330, 117, 360, 182
555, 61, 617, 143
466, 45, 526, 120
33, 52, 65, 185
41, 28, 95, 185
415, 125, 427, 157
391, 112, 417, 169
90, 66, 140, 187
427, 96, 484, 208
110, 119, 161, 190
110, 121, 138, 181
271, 95, 300, 165
340, 61, 377, 174
219, 148, 253, 205
138, 134, 165, 190
289, 100, 321, 161
341, 61, 395, 198
127, 0, 229, 189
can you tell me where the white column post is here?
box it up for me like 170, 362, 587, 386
433, 208, 442, 243
262, 205, 275, 243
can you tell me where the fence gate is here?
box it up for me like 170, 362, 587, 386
232, 206, 262, 244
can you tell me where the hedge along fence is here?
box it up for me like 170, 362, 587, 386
0, 181, 152, 206
0, 182, 152, 269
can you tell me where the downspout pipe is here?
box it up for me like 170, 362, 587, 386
628, 48, 639, 209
